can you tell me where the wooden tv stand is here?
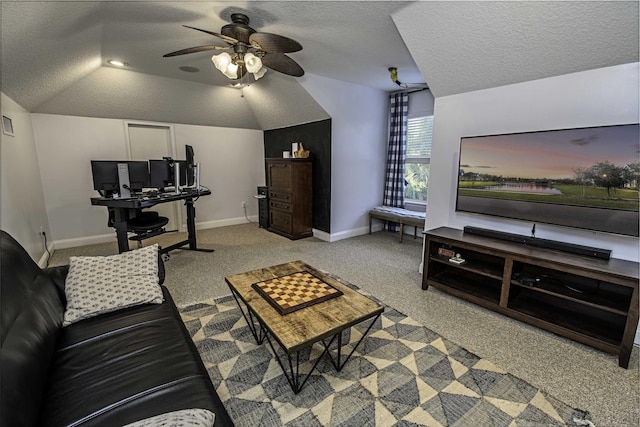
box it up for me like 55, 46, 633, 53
422, 227, 639, 368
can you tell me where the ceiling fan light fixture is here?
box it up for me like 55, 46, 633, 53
244, 53, 262, 74
223, 62, 239, 79
252, 67, 267, 81
211, 52, 232, 72
167, 14, 305, 81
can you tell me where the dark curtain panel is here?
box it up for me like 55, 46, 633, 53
383, 92, 409, 231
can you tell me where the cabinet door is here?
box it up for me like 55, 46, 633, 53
268, 162, 292, 190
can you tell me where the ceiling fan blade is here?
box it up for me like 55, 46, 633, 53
261, 53, 304, 77
183, 25, 238, 44
163, 45, 229, 57
249, 33, 302, 53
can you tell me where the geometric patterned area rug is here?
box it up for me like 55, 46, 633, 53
180, 287, 593, 427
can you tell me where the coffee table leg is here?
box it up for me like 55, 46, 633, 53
325, 312, 381, 371
265, 333, 337, 394
230, 289, 267, 344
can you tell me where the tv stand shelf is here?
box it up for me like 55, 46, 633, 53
422, 227, 639, 368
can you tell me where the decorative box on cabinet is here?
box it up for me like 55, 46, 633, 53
266, 158, 313, 240
422, 227, 639, 368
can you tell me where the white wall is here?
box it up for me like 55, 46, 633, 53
32, 115, 128, 246
300, 74, 388, 240
427, 62, 640, 262
0, 93, 52, 264
174, 123, 264, 227
31, 114, 264, 248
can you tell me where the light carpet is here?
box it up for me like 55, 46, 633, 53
180, 286, 592, 426
50, 224, 638, 425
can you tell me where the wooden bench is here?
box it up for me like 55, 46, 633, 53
368, 206, 426, 243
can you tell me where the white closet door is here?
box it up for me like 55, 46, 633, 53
127, 124, 181, 231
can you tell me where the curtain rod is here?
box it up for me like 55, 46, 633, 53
391, 86, 429, 95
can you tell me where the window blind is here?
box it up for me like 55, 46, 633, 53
406, 116, 433, 159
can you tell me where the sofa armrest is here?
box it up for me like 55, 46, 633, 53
43, 265, 70, 304
157, 251, 165, 285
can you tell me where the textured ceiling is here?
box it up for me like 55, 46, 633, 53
0, 2, 421, 116
1, 1, 638, 129
394, 1, 639, 98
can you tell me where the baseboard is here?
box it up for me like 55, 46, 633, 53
312, 223, 386, 242
54, 233, 116, 250
311, 229, 331, 241
194, 216, 259, 230
37, 241, 55, 268
52, 217, 262, 250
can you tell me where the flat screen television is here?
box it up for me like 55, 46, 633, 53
455, 124, 640, 237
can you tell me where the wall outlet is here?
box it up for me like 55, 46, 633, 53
242, 201, 246, 209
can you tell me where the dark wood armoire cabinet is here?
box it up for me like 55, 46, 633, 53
266, 158, 313, 240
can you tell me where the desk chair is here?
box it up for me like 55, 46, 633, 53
108, 208, 169, 249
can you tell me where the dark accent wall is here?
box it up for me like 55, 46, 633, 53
264, 119, 331, 233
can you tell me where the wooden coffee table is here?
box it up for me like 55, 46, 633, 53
225, 260, 384, 393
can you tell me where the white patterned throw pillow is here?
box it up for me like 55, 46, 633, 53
63, 244, 163, 326
122, 409, 215, 427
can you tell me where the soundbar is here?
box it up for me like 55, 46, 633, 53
463, 226, 612, 260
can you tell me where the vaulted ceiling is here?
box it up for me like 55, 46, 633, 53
1, 1, 637, 130
394, 1, 639, 97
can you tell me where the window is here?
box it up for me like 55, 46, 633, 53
405, 115, 432, 202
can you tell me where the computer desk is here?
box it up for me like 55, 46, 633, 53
91, 189, 213, 254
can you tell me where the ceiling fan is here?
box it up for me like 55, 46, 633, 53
163, 13, 304, 81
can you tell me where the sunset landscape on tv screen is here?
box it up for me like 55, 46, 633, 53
456, 124, 640, 237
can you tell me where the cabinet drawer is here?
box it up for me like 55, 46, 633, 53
269, 191, 292, 212
270, 210, 293, 234
270, 200, 291, 212
269, 191, 291, 202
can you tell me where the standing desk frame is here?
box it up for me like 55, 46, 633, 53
91, 189, 213, 254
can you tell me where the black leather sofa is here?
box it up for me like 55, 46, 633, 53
0, 230, 234, 426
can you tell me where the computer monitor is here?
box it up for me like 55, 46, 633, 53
91, 160, 150, 196
185, 145, 195, 187
149, 159, 187, 191
126, 161, 151, 192
91, 161, 120, 194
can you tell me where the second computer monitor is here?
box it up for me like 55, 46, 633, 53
127, 161, 151, 192
149, 159, 187, 190
91, 160, 150, 195
185, 145, 195, 187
